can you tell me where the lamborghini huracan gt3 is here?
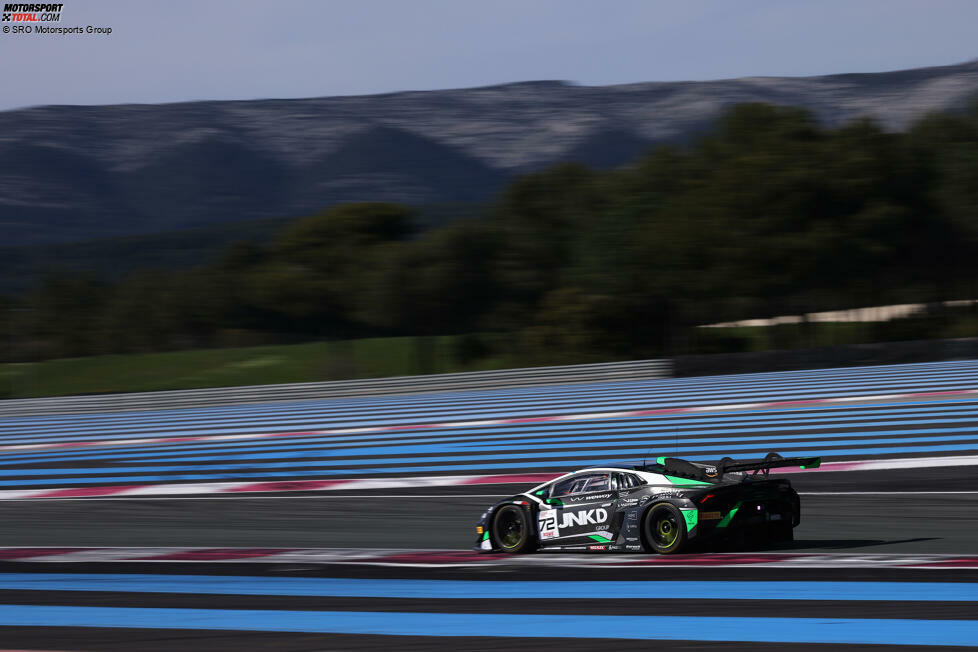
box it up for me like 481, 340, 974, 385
474, 453, 820, 554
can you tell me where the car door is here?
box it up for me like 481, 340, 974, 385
536, 472, 619, 546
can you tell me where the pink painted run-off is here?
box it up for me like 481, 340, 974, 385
2, 388, 976, 455
34, 485, 143, 498
139, 548, 299, 561
906, 558, 978, 568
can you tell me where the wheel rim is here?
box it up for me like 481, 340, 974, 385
652, 512, 679, 548
497, 508, 524, 549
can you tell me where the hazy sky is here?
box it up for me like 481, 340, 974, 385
1, 0, 976, 111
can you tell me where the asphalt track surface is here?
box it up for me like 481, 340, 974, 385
1, 361, 977, 650
0, 474, 976, 552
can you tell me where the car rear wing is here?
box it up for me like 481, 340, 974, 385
636, 452, 821, 482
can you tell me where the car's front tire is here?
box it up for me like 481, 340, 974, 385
491, 504, 534, 553
643, 503, 688, 554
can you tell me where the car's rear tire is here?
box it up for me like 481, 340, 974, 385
491, 504, 534, 553
643, 503, 688, 554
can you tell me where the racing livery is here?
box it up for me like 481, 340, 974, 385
473, 452, 820, 554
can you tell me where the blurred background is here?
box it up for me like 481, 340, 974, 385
2, 1, 978, 398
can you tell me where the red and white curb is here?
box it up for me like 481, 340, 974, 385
0, 547, 976, 568
1, 454, 977, 500
2, 388, 975, 455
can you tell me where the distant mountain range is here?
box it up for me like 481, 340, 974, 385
2, 59, 977, 247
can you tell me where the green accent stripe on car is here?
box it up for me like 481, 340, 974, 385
546, 498, 564, 507
664, 475, 711, 486
589, 535, 612, 543
680, 508, 698, 532
656, 456, 667, 465
482, 532, 490, 541
801, 458, 822, 469
716, 502, 742, 528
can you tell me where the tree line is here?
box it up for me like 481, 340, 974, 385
5, 102, 978, 365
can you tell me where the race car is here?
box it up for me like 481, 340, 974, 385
473, 452, 820, 554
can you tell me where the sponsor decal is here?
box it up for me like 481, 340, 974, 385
701, 511, 722, 520
560, 508, 608, 528
538, 509, 559, 540
704, 466, 719, 478
588, 545, 606, 551
595, 524, 610, 531
568, 493, 612, 502
625, 544, 644, 551
619, 498, 639, 507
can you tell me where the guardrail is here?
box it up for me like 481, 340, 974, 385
0, 358, 671, 417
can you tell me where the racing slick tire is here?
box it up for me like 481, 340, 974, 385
642, 502, 688, 554
491, 504, 535, 553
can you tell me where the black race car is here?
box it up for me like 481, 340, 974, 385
474, 453, 820, 554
